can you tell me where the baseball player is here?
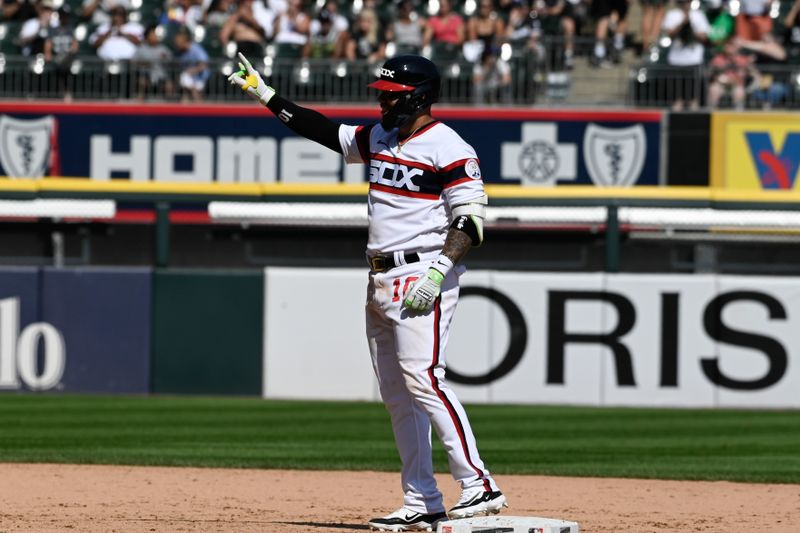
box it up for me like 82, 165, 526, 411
229, 53, 507, 532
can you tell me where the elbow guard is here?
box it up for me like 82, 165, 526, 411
450, 196, 487, 246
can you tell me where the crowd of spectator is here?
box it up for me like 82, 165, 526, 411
1, 0, 800, 106
656, 0, 800, 109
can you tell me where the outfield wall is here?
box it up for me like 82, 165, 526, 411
2, 266, 799, 409
0, 267, 151, 393
7, 104, 800, 194
0, 103, 663, 187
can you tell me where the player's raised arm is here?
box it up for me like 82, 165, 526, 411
228, 52, 343, 154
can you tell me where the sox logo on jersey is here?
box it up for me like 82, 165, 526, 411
369, 159, 423, 192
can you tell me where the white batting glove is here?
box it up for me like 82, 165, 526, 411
227, 52, 276, 107
403, 256, 453, 312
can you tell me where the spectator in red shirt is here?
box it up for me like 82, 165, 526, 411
423, 0, 465, 48
708, 38, 753, 109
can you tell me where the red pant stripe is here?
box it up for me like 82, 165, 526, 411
427, 296, 491, 492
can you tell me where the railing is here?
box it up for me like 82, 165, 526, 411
3, 47, 800, 108
0, 35, 627, 106
629, 62, 800, 109
0, 54, 545, 104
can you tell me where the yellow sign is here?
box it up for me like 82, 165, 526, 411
711, 113, 800, 191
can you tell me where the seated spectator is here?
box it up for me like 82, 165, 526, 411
306, 8, 348, 58
561, 0, 588, 67
473, 46, 512, 103
706, 0, 735, 47
640, 0, 668, 55
423, 0, 464, 54
737, 34, 788, 108
316, 0, 348, 34
44, 5, 78, 101
661, 0, 710, 109
18, 0, 56, 56
132, 24, 174, 100
173, 25, 208, 101
736, 0, 771, 42
268, 0, 287, 15
784, 0, 800, 63
590, 0, 629, 66
467, 0, 506, 49
272, 0, 310, 45
346, 8, 385, 62
534, 0, 571, 69
2, 0, 38, 22
708, 38, 752, 109
362, 0, 391, 32
506, 0, 539, 46
220, 0, 274, 58
162, 0, 204, 31
385, 0, 425, 55
81, 0, 133, 26
90, 5, 144, 60
202, 0, 236, 27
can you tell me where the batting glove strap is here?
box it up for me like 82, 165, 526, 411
430, 255, 454, 278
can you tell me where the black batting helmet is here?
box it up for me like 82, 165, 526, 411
369, 55, 440, 129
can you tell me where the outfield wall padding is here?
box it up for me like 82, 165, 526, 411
151, 270, 263, 395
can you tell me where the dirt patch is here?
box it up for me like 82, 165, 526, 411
0, 464, 798, 532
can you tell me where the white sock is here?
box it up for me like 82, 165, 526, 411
594, 43, 606, 58
614, 34, 624, 49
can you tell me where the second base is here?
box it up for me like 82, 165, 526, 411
436, 515, 579, 533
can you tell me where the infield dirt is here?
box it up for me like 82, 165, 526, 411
0, 464, 798, 532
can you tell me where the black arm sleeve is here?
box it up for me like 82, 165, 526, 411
265, 94, 342, 154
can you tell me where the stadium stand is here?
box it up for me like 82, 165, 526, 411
0, 0, 799, 107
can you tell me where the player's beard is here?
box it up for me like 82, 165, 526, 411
381, 108, 410, 130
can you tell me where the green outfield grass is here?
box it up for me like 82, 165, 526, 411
0, 395, 798, 483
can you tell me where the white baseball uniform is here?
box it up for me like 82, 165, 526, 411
339, 120, 500, 514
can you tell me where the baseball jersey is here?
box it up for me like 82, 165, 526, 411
338, 121, 485, 254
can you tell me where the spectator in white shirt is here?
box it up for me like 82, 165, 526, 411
90, 5, 144, 60
662, 0, 710, 109
18, 0, 56, 56
273, 0, 309, 45
81, 0, 132, 25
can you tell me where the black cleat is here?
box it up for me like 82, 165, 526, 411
368, 508, 448, 531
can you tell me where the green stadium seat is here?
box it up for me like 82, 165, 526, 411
430, 41, 460, 62
272, 42, 303, 59
200, 26, 224, 58
0, 22, 23, 55
394, 43, 421, 56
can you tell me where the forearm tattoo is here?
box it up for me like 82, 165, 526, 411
441, 227, 473, 265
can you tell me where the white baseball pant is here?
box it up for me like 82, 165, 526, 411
366, 261, 499, 514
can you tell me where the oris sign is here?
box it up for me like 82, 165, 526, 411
0, 297, 66, 391
264, 269, 800, 408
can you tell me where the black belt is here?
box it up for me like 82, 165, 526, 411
369, 252, 421, 273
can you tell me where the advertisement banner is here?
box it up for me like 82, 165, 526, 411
41, 268, 152, 394
0, 267, 151, 393
0, 103, 662, 188
263, 268, 800, 408
711, 112, 800, 191
263, 267, 377, 401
